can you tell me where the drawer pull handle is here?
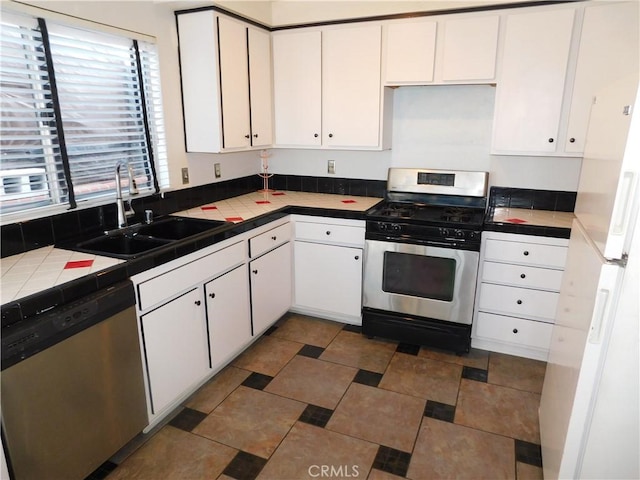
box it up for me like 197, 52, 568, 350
195, 300, 201, 306
517, 299, 523, 305
209, 293, 215, 299
354, 255, 359, 260
520, 273, 526, 279
513, 328, 518, 334
271, 236, 277, 241
252, 269, 258, 275
326, 231, 331, 235
523, 251, 529, 256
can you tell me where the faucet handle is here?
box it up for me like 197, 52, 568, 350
124, 199, 135, 218
127, 164, 139, 195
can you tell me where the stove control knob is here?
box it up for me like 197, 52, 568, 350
391, 223, 401, 232
440, 228, 450, 237
377, 222, 388, 231
454, 229, 465, 239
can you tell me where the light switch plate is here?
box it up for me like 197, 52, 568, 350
328, 160, 336, 175
181, 167, 189, 184
214, 163, 221, 178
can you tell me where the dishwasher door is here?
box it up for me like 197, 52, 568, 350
1, 282, 148, 480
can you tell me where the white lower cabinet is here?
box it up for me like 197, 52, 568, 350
250, 242, 292, 336
472, 231, 569, 360
205, 265, 251, 369
140, 288, 209, 416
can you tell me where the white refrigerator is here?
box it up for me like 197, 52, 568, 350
539, 74, 640, 479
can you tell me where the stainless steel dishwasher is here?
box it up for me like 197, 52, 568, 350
1, 281, 148, 480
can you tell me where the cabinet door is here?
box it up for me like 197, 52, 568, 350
323, 25, 382, 148
564, 2, 639, 153
218, 16, 251, 149
384, 20, 437, 84
250, 242, 292, 336
442, 15, 499, 82
492, 8, 575, 153
248, 27, 273, 147
205, 265, 251, 369
294, 242, 362, 318
272, 31, 322, 146
141, 288, 209, 415
177, 11, 222, 153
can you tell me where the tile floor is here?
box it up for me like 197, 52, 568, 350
98, 313, 547, 480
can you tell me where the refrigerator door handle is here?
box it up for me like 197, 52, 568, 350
611, 171, 635, 235
589, 288, 610, 344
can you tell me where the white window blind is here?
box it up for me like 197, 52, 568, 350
0, 12, 167, 218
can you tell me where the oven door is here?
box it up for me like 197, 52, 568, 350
363, 239, 479, 325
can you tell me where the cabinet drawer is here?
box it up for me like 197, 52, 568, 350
475, 312, 553, 350
295, 221, 364, 246
482, 261, 564, 291
250, 222, 291, 258
138, 241, 245, 310
484, 239, 567, 269
479, 283, 559, 322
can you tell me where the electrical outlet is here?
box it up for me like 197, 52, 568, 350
181, 167, 189, 184
214, 163, 221, 178
328, 160, 336, 175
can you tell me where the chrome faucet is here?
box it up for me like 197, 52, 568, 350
115, 161, 139, 228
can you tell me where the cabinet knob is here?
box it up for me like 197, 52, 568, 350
569, 137, 575, 143
523, 250, 529, 256
354, 255, 359, 260
326, 231, 331, 235
195, 300, 201, 306
245, 134, 250, 139
520, 273, 526, 279
517, 299, 523, 305
548, 138, 554, 143
314, 133, 319, 138
271, 236, 277, 241
253, 134, 258, 138
209, 293, 215, 299
252, 269, 258, 275
513, 328, 518, 334
328, 133, 333, 138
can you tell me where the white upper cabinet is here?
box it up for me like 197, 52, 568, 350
272, 30, 322, 147
491, 7, 576, 154
384, 20, 437, 84
383, 14, 499, 85
441, 15, 500, 82
177, 11, 272, 153
273, 24, 390, 150
564, 1, 639, 154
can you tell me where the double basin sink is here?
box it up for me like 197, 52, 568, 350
71, 217, 231, 259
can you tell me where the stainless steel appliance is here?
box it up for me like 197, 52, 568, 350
363, 168, 488, 354
1, 281, 148, 480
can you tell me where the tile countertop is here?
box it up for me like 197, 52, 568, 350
1, 191, 382, 306
484, 207, 575, 238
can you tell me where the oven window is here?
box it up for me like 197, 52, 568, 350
382, 252, 456, 301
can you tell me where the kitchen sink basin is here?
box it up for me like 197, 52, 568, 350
70, 216, 232, 259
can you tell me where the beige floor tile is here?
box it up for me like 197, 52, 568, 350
517, 462, 544, 480
271, 313, 343, 347
193, 386, 306, 459
265, 355, 357, 409
106, 425, 236, 480
320, 331, 397, 373
186, 366, 250, 413
407, 417, 515, 480
379, 353, 462, 404
418, 346, 490, 369
455, 379, 541, 443
257, 422, 377, 480
232, 335, 302, 376
489, 352, 547, 394
327, 383, 424, 452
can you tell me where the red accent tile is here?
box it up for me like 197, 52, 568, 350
201, 206, 217, 210
506, 218, 527, 224
64, 260, 94, 269
256, 200, 271, 205
272, 192, 286, 196
341, 199, 357, 204
225, 217, 244, 223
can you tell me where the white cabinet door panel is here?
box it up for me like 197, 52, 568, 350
479, 283, 559, 322
141, 288, 209, 415
476, 312, 553, 349
248, 27, 273, 147
384, 21, 436, 83
482, 261, 564, 292
442, 15, 499, 81
483, 239, 568, 269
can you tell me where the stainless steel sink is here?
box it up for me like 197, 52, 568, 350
71, 217, 231, 259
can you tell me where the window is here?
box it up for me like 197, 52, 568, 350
0, 11, 167, 218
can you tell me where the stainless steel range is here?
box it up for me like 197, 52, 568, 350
363, 168, 488, 354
